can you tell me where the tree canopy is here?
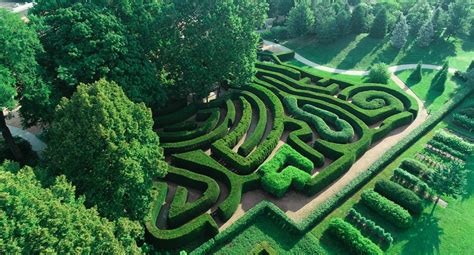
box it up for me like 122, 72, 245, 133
44, 80, 167, 220
0, 161, 143, 254
287, 0, 314, 37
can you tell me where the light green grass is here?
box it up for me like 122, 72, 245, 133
396, 69, 461, 112
284, 34, 474, 72
310, 98, 474, 255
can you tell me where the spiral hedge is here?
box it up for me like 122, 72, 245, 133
145, 52, 420, 250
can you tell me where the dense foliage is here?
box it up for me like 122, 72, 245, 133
287, 0, 314, 37
45, 80, 167, 220
361, 190, 413, 229
0, 162, 142, 254
368, 63, 391, 84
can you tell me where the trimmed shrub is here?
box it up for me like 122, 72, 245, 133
166, 167, 220, 228
259, 144, 313, 197
347, 208, 393, 248
360, 190, 413, 229
159, 109, 220, 142
285, 119, 325, 167
327, 218, 383, 255
400, 158, 429, 177
368, 63, 391, 84
145, 183, 219, 249
275, 51, 295, 62
155, 104, 197, 127
352, 91, 404, 112
374, 179, 423, 215
238, 92, 267, 156
392, 168, 432, 197
256, 62, 301, 80
432, 130, 473, 155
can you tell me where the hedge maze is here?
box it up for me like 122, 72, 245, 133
145, 52, 420, 250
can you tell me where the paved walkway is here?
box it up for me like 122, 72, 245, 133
262, 40, 458, 75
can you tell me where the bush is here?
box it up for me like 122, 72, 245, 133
259, 144, 313, 197
261, 26, 290, 40
327, 218, 383, 255
392, 168, 432, 197
238, 92, 267, 156
408, 62, 423, 82
374, 179, 423, 215
368, 63, 391, 84
347, 208, 393, 248
256, 62, 301, 80
360, 190, 413, 229
432, 129, 473, 155
400, 158, 429, 177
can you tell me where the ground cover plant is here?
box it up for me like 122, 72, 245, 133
144, 51, 419, 252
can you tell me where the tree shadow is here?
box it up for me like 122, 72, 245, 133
336, 35, 384, 70
399, 38, 457, 66
320, 229, 351, 255
424, 81, 445, 109
461, 159, 474, 201
461, 36, 474, 53
400, 215, 443, 255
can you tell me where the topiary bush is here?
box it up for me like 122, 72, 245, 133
374, 179, 424, 215
360, 190, 413, 229
368, 63, 391, 84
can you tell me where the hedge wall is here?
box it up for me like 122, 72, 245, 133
238, 91, 268, 156
361, 190, 413, 229
374, 179, 423, 215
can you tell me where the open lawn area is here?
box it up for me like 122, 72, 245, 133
284, 34, 474, 72
396, 70, 464, 112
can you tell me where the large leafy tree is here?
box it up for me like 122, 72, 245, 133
0, 9, 48, 162
369, 7, 388, 38
45, 80, 167, 220
351, 3, 372, 34
287, 0, 314, 37
445, 0, 472, 38
429, 161, 468, 214
31, 3, 168, 122
0, 161, 142, 254
154, 0, 267, 100
313, 1, 338, 43
406, 0, 432, 35
416, 19, 435, 47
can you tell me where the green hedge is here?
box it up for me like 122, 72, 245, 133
347, 208, 393, 248
163, 121, 198, 132
210, 84, 284, 174
400, 158, 429, 177
284, 97, 354, 143
259, 144, 313, 197
351, 90, 404, 112
145, 182, 219, 249
156, 104, 198, 127
166, 167, 220, 228
327, 218, 383, 255
392, 168, 432, 197
238, 92, 267, 156
172, 150, 260, 221
374, 179, 423, 215
275, 51, 295, 62
256, 62, 301, 80
432, 129, 473, 155
285, 118, 325, 167
159, 108, 220, 142
361, 190, 413, 229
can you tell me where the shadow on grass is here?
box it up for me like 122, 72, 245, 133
336, 35, 382, 70
461, 37, 474, 52
320, 229, 351, 255
399, 38, 457, 66
400, 215, 443, 255
461, 159, 474, 201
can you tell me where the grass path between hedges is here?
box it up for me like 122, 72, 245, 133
309, 97, 474, 255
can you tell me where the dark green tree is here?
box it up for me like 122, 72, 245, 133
0, 161, 143, 254
445, 0, 471, 38
32, 3, 168, 121
409, 62, 423, 82
0, 9, 48, 162
45, 80, 168, 220
155, 0, 268, 100
351, 3, 372, 34
369, 7, 388, 38
287, 0, 315, 37
391, 13, 409, 49
406, 0, 432, 35
431, 62, 449, 91
313, 1, 338, 42
429, 162, 468, 214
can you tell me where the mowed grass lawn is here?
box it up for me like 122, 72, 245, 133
396, 69, 463, 112
309, 98, 474, 255
284, 34, 474, 72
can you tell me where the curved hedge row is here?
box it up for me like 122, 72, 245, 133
284, 97, 354, 143
361, 190, 413, 229
166, 167, 220, 228
238, 92, 267, 156
145, 182, 219, 249
155, 104, 198, 127
352, 90, 404, 112
374, 179, 423, 215
259, 144, 313, 197
210, 84, 285, 174
327, 218, 383, 255
256, 61, 301, 80
159, 109, 220, 143
285, 118, 325, 167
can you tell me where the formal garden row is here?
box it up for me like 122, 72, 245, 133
143, 51, 422, 252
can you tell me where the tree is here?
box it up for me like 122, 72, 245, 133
287, 0, 314, 37
470, 18, 474, 39
268, 0, 294, 17
351, 3, 372, 34
155, 0, 268, 100
32, 3, 168, 121
431, 62, 449, 91
416, 19, 435, 47
406, 0, 432, 34
391, 13, 409, 49
370, 7, 388, 38
429, 162, 467, 214
44, 80, 168, 220
0, 161, 143, 254
431, 7, 448, 35
0, 9, 48, 163
409, 62, 423, 82
368, 63, 391, 84
313, 1, 338, 43
468, 60, 474, 72
335, 7, 352, 36
445, 0, 471, 38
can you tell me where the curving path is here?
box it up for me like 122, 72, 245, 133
262, 40, 459, 75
